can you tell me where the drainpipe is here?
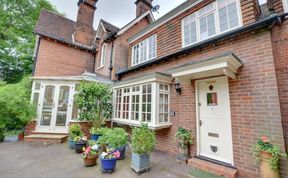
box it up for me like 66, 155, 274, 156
32, 35, 41, 76
109, 41, 114, 79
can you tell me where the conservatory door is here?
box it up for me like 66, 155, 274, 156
37, 83, 74, 132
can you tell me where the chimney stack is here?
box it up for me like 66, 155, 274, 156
135, 0, 153, 17
74, 0, 98, 46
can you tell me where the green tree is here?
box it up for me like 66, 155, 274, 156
0, 0, 59, 83
74, 82, 113, 129
0, 76, 36, 133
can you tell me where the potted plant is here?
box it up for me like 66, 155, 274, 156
252, 136, 287, 178
97, 128, 128, 160
82, 146, 99, 167
175, 127, 193, 163
90, 127, 105, 141
4, 130, 23, 142
131, 124, 156, 174
74, 82, 112, 142
74, 136, 88, 153
68, 124, 83, 149
100, 148, 120, 173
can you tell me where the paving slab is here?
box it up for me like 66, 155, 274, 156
0, 142, 195, 178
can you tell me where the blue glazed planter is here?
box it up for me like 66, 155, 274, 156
4, 135, 18, 142
131, 152, 150, 172
101, 157, 117, 171
68, 139, 75, 149
91, 134, 101, 141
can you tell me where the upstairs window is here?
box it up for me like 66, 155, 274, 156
99, 43, 107, 68
132, 35, 157, 66
182, 0, 241, 47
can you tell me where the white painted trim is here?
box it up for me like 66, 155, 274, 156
117, 11, 154, 36
195, 76, 234, 165
129, 0, 204, 44
95, 21, 108, 41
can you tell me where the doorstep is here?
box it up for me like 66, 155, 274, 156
188, 157, 238, 178
24, 134, 68, 144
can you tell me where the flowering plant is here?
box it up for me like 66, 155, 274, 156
100, 148, 120, 159
82, 146, 98, 159
74, 136, 88, 143
252, 136, 287, 170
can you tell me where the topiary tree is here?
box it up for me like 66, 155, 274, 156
74, 82, 112, 131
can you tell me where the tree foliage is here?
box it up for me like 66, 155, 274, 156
74, 82, 113, 129
0, 76, 36, 133
0, 0, 58, 83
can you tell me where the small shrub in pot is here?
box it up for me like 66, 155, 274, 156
131, 124, 156, 174
74, 136, 88, 153
175, 127, 193, 162
68, 124, 83, 149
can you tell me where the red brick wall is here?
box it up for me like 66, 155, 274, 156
24, 120, 37, 136
272, 19, 288, 151
127, 0, 260, 68
273, 0, 285, 14
121, 29, 287, 177
34, 38, 95, 77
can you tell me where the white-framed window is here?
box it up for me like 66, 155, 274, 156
99, 43, 107, 68
132, 34, 157, 66
284, 0, 288, 13
113, 82, 170, 127
182, 0, 242, 47
158, 84, 169, 123
31, 82, 41, 110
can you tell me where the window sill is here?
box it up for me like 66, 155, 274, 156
97, 65, 104, 70
112, 118, 172, 130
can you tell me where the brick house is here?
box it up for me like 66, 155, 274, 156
28, 0, 288, 177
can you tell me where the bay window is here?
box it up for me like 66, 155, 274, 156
132, 34, 157, 66
182, 0, 241, 47
113, 74, 172, 130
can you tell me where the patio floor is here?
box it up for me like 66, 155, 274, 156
0, 142, 195, 178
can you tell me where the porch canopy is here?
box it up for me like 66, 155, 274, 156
169, 52, 243, 83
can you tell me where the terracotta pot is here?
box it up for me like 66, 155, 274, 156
260, 151, 280, 178
83, 154, 98, 167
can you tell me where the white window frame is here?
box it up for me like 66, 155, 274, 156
284, 0, 288, 13
131, 34, 157, 66
99, 43, 107, 68
113, 81, 171, 129
181, 0, 243, 48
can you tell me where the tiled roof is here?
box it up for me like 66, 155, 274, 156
101, 19, 120, 33
34, 9, 96, 50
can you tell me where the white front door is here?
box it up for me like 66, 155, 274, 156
36, 83, 75, 133
197, 76, 234, 165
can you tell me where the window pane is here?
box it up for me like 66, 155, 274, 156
219, 7, 228, 32
200, 17, 207, 40
207, 13, 216, 36
228, 2, 239, 28
32, 92, 39, 110
34, 82, 41, 90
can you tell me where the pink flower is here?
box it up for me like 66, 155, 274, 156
113, 151, 121, 158
84, 146, 91, 155
261, 136, 270, 143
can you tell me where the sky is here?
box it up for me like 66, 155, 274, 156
47, 0, 267, 29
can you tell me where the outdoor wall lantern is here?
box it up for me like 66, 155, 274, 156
174, 81, 182, 95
